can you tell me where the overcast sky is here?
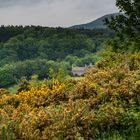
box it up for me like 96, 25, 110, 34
0, 0, 119, 27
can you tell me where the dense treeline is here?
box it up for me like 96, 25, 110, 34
0, 59, 70, 87
0, 26, 114, 63
0, 26, 113, 87
0, 26, 114, 42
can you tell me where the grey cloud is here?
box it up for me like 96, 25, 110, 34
0, 0, 53, 7
0, 0, 119, 27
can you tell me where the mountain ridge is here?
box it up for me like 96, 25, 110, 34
70, 13, 121, 30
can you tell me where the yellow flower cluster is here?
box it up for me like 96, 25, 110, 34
17, 80, 65, 105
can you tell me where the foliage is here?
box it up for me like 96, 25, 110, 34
106, 0, 140, 38
0, 65, 16, 88
17, 77, 30, 93
0, 26, 111, 87
0, 59, 70, 88
105, 0, 140, 51
0, 52, 140, 139
0, 2, 139, 138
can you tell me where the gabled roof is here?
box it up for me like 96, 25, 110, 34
72, 67, 86, 71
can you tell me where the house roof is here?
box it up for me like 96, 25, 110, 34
72, 67, 86, 71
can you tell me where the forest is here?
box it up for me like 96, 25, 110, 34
0, 26, 114, 88
0, 0, 140, 139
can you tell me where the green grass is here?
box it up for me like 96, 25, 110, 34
7, 85, 18, 93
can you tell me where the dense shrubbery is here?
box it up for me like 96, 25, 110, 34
0, 52, 140, 140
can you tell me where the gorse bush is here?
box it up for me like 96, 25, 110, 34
0, 53, 140, 140
18, 80, 66, 107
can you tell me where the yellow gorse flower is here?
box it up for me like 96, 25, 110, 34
17, 80, 65, 105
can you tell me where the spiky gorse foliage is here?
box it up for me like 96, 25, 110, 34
18, 80, 65, 107
0, 80, 66, 139
0, 53, 140, 140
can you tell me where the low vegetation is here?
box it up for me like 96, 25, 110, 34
0, 52, 140, 139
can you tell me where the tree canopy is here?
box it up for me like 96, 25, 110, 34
107, 0, 140, 37
106, 0, 140, 50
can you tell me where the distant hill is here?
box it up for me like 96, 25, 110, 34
70, 13, 121, 30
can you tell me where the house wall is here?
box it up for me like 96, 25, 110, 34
72, 69, 86, 76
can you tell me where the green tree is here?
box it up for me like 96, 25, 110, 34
48, 68, 56, 79
106, 0, 140, 38
56, 68, 66, 81
0, 65, 16, 87
106, 0, 140, 51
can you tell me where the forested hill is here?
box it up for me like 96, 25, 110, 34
70, 13, 121, 29
0, 26, 114, 87
0, 26, 114, 62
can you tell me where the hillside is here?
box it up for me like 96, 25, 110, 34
0, 26, 114, 88
70, 13, 121, 30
